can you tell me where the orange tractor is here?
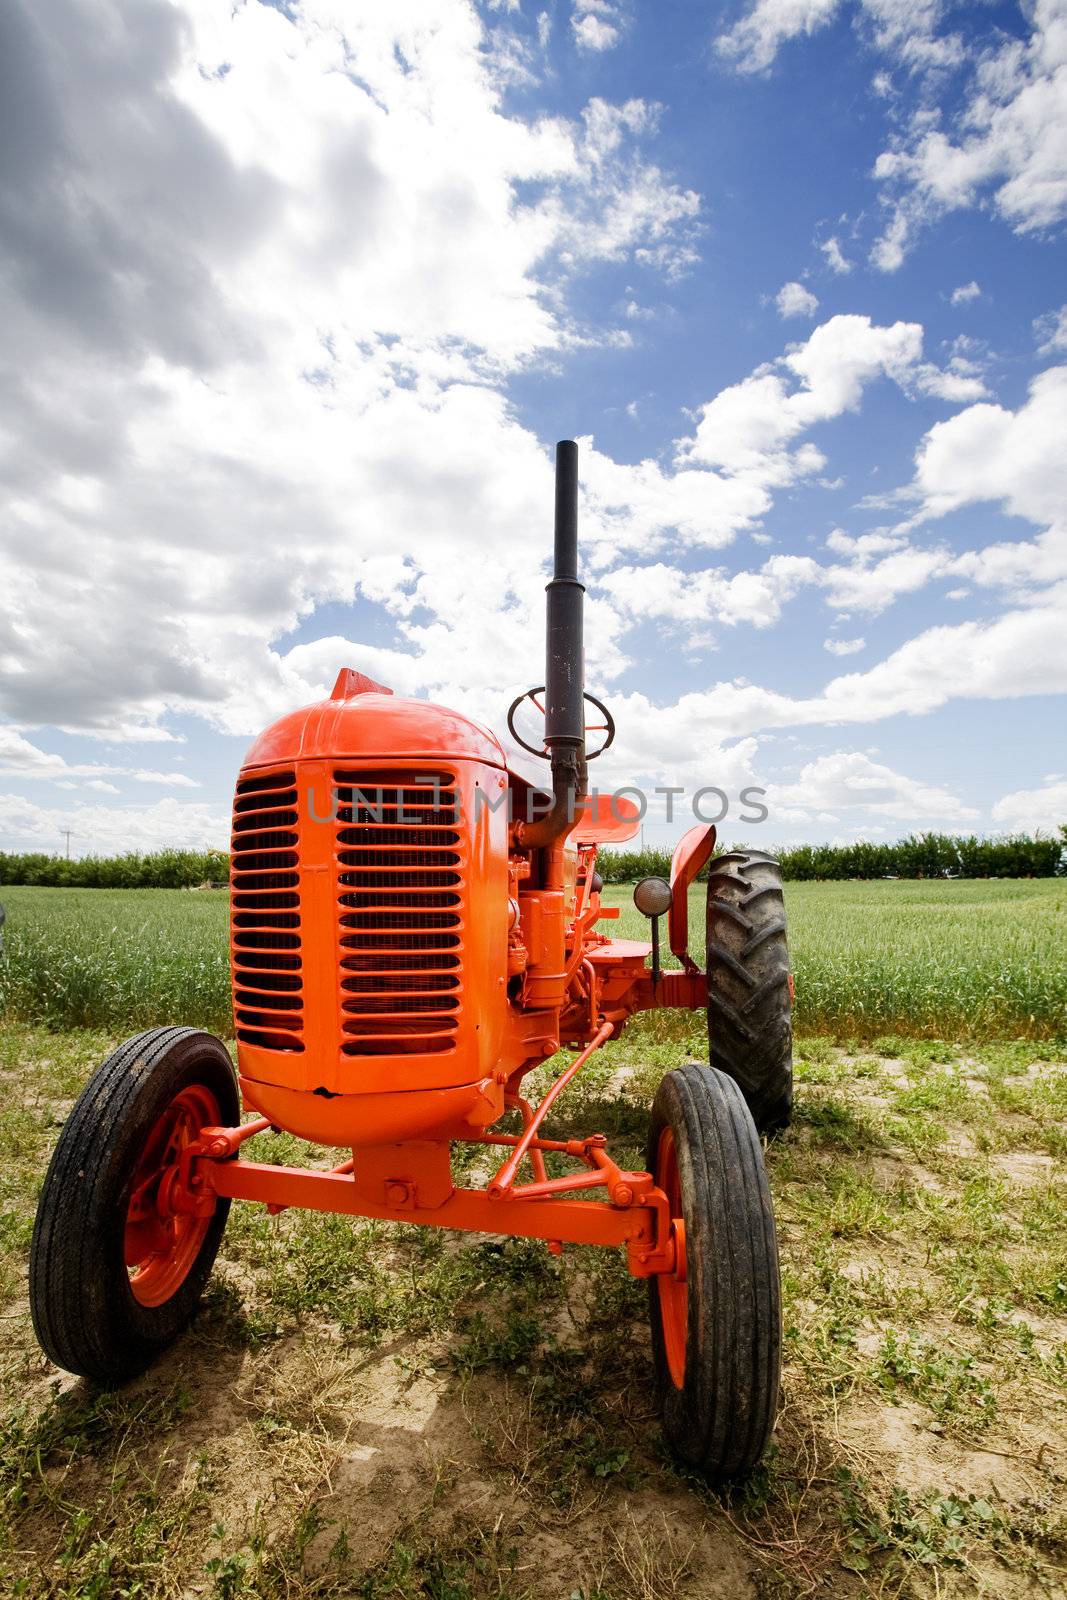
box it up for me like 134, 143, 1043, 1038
31, 442, 793, 1481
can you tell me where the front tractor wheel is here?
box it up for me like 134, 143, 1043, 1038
706, 850, 794, 1132
30, 1027, 238, 1383
647, 1063, 781, 1483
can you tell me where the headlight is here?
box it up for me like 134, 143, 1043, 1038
633, 876, 672, 918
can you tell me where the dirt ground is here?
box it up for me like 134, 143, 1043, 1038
0, 1023, 1064, 1598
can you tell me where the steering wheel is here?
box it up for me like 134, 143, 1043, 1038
506, 686, 616, 761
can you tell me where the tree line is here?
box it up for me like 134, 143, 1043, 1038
0, 829, 1063, 888
597, 831, 1065, 882
0, 849, 230, 888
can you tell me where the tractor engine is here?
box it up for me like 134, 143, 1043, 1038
229, 686, 530, 1147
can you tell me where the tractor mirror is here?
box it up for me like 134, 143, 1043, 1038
633, 877, 673, 918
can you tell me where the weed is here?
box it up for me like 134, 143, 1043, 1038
873, 1330, 998, 1429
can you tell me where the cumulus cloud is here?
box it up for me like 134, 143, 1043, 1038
916, 367, 1067, 527
820, 236, 853, 274
718, 0, 1066, 270
1035, 303, 1067, 354
951, 280, 981, 305
871, 0, 1067, 267
609, 595, 1067, 749
566, 592, 1065, 828
0, 792, 228, 854
572, 1, 622, 51
908, 366, 1067, 597
716, 0, 841, 74
775, 281, 819, 318
4, 0, 1062, 847
991, 777, 1067, 832
824, 636, 866, 655
681, 315, 934, 484
716, 0, 961, 77
824, 543, 954, 611
0, 727, 199, 787
769, 750, 977, 823
599, 555, 821, 634
0, 0, 702, 744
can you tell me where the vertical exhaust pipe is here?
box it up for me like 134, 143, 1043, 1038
522, 440, 587, 846
545, 440, 584, 764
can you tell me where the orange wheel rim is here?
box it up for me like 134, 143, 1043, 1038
124, 1085, 220, 1308
656, 1127, 688, 1389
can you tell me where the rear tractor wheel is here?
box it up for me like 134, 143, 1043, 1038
647, 1063, 781, 1482
30, 1027, 238, 1383
706, 850, 793, 1132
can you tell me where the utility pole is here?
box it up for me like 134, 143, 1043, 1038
61, 828, 73, 859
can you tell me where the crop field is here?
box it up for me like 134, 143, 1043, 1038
1, 877, 1065, 1042
0, 881, 1064, 1597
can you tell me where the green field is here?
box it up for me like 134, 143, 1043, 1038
1, 879, 1065, 1595
1, 877, 1064, 1041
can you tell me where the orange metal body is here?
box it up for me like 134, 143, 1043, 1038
211, 670, 708, 1274
667, 823, 718, 973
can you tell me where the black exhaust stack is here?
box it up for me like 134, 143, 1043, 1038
522, 440, 587, 845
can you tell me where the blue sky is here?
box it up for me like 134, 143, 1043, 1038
1, 0, 1065, 854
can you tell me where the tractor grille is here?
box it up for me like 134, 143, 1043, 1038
334, 769, 463, 1057
231, 769, 304, 1052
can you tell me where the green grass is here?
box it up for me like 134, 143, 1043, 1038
0, 1023, 1064, 1597
0, 886, 232, 1035
610, 877, 1067, 1043
4, 876, 1062, 1042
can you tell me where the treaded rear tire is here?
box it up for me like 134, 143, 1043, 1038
30, 1027, 238, 1383
706, 850, 793, 1131
647, 1062, 781, 1481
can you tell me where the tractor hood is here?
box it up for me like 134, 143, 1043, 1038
241, 667, 508, 770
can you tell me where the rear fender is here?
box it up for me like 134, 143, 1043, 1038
668, 825, 717, 973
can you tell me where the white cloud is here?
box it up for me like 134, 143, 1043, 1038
822, 543, 953, 612
910, 362, 988, 402
808, 600, 1067, 720
682, 315, 928, 482
820, 235, 853, 274
1035, 303, 1067, 354
517, 583, 1067, 827
609, 595, 1067, 752
775, 280, 819, 318
0, 728, 199, 788
572, 2, 622, 51
951, 280, 981, 305
916, 367, 1067, 526
991, 778, 1067, 832
0, 1, 703, 744
720, 0, 1067, 269
769, 751, 977, 823
869, 203, 910, 272
716, 0, 842, 74
825, 528, 904, 558
553, 315, 975, 565
823, 636, 866, 655
3, 0, 1060, 847
872, 0, 1067, 266
912, 367, 1067, 595
0, 793, 229, 855
599, 555, 821, 633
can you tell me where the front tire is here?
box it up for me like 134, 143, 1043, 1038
647, 1063, 781, 1482
30, 1027, 238, 1383
706, 850, 793, 1131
